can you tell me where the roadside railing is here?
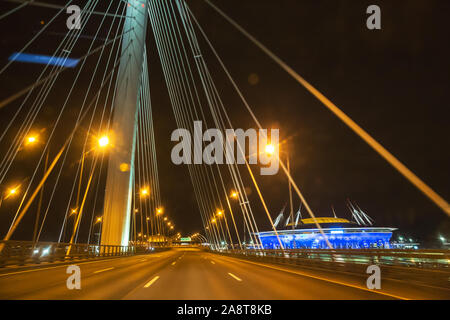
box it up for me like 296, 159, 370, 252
218, 248, 450, 270
215, 248, 450, 287
0, 240, 154, 268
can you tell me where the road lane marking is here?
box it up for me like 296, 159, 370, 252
218, 256, 408, 300
0, 253, 170, 278
172, 261, 176, 265
0, 257, 128, 277
144, 276, 160, 288
93, 267, 114, 274
228, 272, 242, 282
140, 259, 147, 262
210, 261, 215, 264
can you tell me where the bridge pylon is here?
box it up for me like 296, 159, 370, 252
101, 2, 148, 246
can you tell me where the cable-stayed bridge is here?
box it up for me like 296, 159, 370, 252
0, 0, 448, 299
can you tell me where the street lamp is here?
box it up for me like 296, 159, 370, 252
140, 188, 149, 197
95, 217, 102, 223
230, 191, 238, 199
98, 136, 109, 148
8, 188, 18, 196
0, 186, 19, 208
25, 135, 37, 146
156, 207, 163, 215
265, 143, 275, 156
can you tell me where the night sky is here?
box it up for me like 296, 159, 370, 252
0, 0, 449, 247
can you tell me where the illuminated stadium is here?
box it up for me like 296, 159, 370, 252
256, 202, 397, 249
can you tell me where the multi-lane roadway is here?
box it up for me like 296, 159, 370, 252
0, 248, 448, 299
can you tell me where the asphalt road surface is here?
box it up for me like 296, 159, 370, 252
0, 248, 448, 299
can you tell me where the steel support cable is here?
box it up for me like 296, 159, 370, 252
159, 0, 224, 243
79, 3, 128, 244
34, 3, 126, 242
4, 0, 129, 19
138, 92, 151, 238
149, 1, 215, 243
0, 26, 133, 110
0, 0, 29, 21
166, 0, 234, 248
38, 58, 124, 243
183, 6, 270, 249
148, 1, 219, 245
178, 1, 260, 248
59, 43, 128, 243
141, 69, 156, 238
0, 63, 120, 244
181, 0, 265, 248
142, 56, 163, 237
0, 0, 98, 182
157, 1, 226, 240
4, 0, 102, 229
153, 1, 227, 246
0, 0, 96, 164
204, 0, 450, 217
180, 2, 268, 243
66, 154, 98, 254
70, 0, 124, 242
187, 4, 331, 248
178, 0, 259, 249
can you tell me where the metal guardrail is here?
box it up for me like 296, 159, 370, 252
219, 248, 450, 269
216, 249, 450, 289
0, 240, 153, 268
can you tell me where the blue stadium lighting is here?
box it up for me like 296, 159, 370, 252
8, 52, 79, 68
256, 217, 397, 249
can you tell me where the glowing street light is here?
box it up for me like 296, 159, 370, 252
26, 135, 37, 146
70, 209, 77, 215
156, 207, 163, 215
211, 218, 216, 223
95, 217, 102, 223
170, 226, 174, 230
140, 188, 149, 197
8, 188, 18, 196
216, 210, 223, 217
265, 143, 275, 156
163, 217, 168, 221
230, 191, 238, 199
98, 136, 110, 148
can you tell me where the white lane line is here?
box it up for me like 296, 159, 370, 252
228, 272, 242, 282
140, 259, 147, 262
144, 276, 160, 288
172, 261, 176, 266
219, 256, 408, 300
93, 267, 114, 274
210, 261, 215, 264
0, 257, 128, 277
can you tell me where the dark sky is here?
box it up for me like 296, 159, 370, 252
0, 0, 449, 247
